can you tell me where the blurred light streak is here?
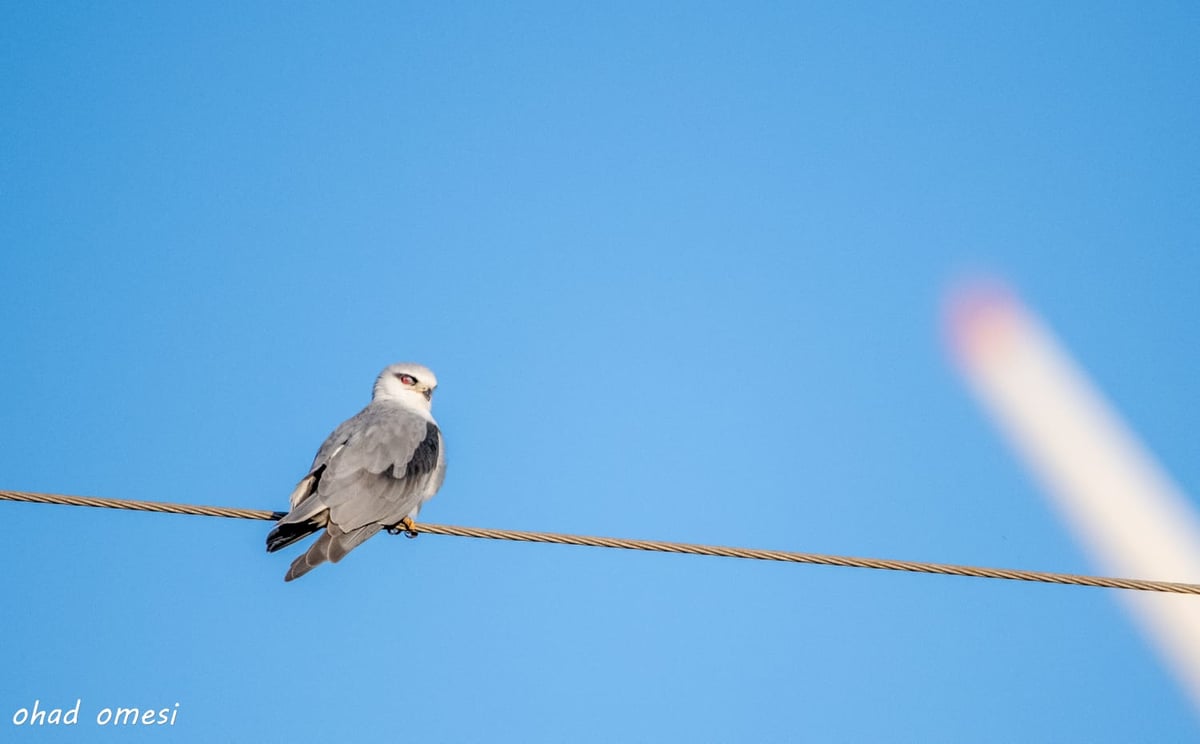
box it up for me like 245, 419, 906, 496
948, 281, 1200, 712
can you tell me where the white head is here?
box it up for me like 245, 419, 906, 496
373, 362, 438, 411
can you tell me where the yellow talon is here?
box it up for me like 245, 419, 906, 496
400, 516, 418, 538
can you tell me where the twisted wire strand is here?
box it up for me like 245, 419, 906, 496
3, 488, 1199, 595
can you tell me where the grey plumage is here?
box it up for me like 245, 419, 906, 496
267, 363, 445, 581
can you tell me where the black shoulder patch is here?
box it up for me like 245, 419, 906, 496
405, 421, 441, 480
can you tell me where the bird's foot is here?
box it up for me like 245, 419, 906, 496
387, 516, 419, 539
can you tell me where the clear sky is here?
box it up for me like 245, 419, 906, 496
2, 2, 1198, 741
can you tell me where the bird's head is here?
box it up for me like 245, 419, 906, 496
373, 362, 438, 410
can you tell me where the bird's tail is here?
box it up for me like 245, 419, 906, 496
266, 491, 330, 553
266, 519, 321, 553
284, 523, 382, 582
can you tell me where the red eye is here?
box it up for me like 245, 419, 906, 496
397, 374, 416, 386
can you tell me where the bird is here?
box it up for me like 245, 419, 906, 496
266, 363, 446, 581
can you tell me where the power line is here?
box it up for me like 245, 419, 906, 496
3, 488, 1199, 595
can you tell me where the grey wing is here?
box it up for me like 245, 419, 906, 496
284, 413, 369, 509
273, 418, 353, 514
317, 407, 443, 531
310, 413, 364, 473
266, 408, 382, 555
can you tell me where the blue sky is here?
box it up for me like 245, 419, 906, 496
2, 2, 1198, 740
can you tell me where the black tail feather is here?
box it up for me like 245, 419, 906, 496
266, 520, 321, 553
